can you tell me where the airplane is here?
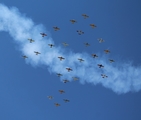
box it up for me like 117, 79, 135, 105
63, 99, 70, 103
90, 24, 97, 28
84, 42, 90, 47
97, 64, 104, 68
59, 90, 65, 94
76, 30, 84, 35
109, 59, 115, 63
57, 73, 63, 77
66, 68, 73, 72
63, 79, 69, 83
54, 103, 60, 107
47, 96, 53, 100
104, 49, 110, 54
78, 58, 84, 62
101, 74, 108, 78
22, 55, 28, 59
48, 44, 54, 48
72, 77, 79, 81
82, 14, 89, 19
70, 19, 77, 24
28, 38, 35, 43
40, 33, 47, 37
98, 38, 104, 43
92, 54, 98, 58
58, 56, 65, 61
62, 42, 69, 47
53, 26, 60, 31
34, 51, 41, 55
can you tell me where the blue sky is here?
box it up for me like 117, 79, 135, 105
0, 0, 141, 120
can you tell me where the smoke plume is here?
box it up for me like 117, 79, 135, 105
0, 3, 141, 94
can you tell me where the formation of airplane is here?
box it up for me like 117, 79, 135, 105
82, 14, 89, 19
40, 33, 47, 37
34, 51, 41, 55
53, 26, 60, 31
90, 24, 96, 28
63, 79, 69, 83
22, 55, 28, 59
78, 58, 84, 62
47, 96, 53, 100
62, 42, 69, 47
48, 44, 54, 48
97, 64, 104, 68
104, 49, 110, 54
77, 30, 84, 35
92, 54, 98, 58
47, 89, 70, 107
98, 38, 104, 43
66, 68, 73, 72
25, 14, 117, 108
28, 38, 35, 43
57, 73, 63, 77
84, 42, 90, 47
63, 99, 70, 103
101, 74, 108, 78
70, 19, 77, 24
59, 90, 65, 94
58, 56, 65, 61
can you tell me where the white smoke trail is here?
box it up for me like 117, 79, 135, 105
0, 3, 141, 94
